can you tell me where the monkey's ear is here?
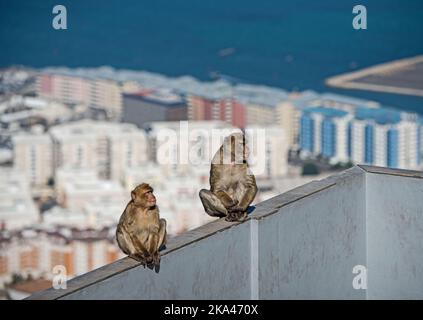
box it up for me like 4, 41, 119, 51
131, 191, 136, 201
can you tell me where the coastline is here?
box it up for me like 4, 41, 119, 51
325, 55, 423, 97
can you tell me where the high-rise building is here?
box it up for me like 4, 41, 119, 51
244, 103, 274, 126
187, 95, 246, 128
12, 120, 149, 187
13, 133, 53, 187
36, 73, 122, 119
246, 126, 289, 178
299, 106, 422, 169
299, 107, 351, 162
276, 101, 301, 150
350, 108, 420, 169
234, 84, 288, 128
49, 120, 149, 181
0, 169, 39, 230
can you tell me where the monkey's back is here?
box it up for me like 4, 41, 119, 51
209, 163, 253, 191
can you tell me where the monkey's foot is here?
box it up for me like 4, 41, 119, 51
152, 252, 161, 266
225, 210, 240, 222
224, 211, 235, 222
129, 253, 153, 267
225, 210, 247, 222
144, 254, 154, 266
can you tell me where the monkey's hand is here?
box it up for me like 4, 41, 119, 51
148, 224, 160, 235
214, 190, 237, 209
227, 205, 243, 213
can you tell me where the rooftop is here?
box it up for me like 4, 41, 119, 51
0, 226, 116, 244
124, 89, 185, 107
40, 67, 290, 103
49, 120, 143, 138
317, 92, 380, 107
304, 106, 349, 118
301, 105, 420, 125
27, 165, 423, 300
355, 107, 402, 125
8, 279, 52, 294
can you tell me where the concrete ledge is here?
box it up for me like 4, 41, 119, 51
358, 164, 423, 179
28, 166, 363, 300
251, 165, 366, 218
27, 217, 244, 300
28, 165, 423, 300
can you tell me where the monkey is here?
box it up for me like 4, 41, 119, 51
199, 132, 258, 222
116, 183, 167, 267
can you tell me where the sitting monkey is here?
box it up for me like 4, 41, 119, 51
116, 183, 167, 266
199, 132, 258, 222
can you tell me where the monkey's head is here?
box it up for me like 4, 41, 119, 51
131, 183, 156, 208
222, 132, 249, 164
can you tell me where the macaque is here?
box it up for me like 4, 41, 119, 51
199, 132, 258, 222
116, 183, 167, 266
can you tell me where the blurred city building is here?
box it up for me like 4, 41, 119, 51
6, 278, 51, 300
13, 133, 53, 187
36, 73, 122, 120
2, 66, 423, 297
0, 95, 71, 129
122, 89, 187, 127
0, 168, 39, 230
50, 120, 149, 181
246, 125, 289, 179
187, 95, 246, 128
299, 106, 421, 169
0, 226, 121, 290
13, 120, 149, 188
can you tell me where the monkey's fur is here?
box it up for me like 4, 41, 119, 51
116, 183, 167, 266
199, 132, 258, 222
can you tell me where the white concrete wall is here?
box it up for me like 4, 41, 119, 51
366, 173, 423, 299
257, 170, 366, 299
62, 222, 252, 299
28, 166, 423, 300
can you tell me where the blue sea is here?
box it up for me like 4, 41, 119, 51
1, 0, 422, 112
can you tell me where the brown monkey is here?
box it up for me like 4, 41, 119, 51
116, 183, 167, 266
199, 132, 258, 222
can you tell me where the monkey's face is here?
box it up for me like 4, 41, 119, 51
132, 184, 157, 208
143, 190, 156, 208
